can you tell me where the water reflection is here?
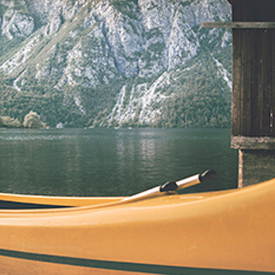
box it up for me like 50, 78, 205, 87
0, 128, 238, 196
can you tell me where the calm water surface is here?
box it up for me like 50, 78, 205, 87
0, 128, 238, 196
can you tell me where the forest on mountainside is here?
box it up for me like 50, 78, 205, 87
0, 0, 232, 128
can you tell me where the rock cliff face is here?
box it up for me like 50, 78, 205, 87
0, 0, 232, 128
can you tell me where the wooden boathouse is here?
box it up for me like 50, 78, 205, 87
203, 0, 275, 187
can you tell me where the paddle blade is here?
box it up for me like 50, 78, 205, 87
199, 170, 217, 182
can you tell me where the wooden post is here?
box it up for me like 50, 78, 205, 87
203, 0, 275, 187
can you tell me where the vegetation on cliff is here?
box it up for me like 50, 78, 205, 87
0, 0, 232, 128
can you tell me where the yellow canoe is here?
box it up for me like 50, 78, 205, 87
0, 173, 274, 275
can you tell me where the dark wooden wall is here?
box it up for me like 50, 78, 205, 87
231, 0, 275, 137
202, 0, 275, 186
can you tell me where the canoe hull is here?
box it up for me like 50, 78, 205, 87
0, 252, 272, 275
0, 253, 149, 275
0, 179, 274, 274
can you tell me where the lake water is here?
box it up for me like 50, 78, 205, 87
0, 128, 238, 197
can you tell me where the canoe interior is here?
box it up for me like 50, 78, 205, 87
0, 200, 71, 210
0, 193, 124, 210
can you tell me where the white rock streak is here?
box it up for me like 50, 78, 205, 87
1, 35, 40, 74
108, 72, 173, 126
212, 55, 232, 90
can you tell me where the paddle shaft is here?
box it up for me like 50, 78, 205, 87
121, 174, 201, 203
121, 170, 216, 203
62, 171, 216, 211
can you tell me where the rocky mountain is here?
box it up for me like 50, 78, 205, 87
0, 0, 232, 128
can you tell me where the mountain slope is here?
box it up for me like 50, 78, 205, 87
0, 0, 232, 128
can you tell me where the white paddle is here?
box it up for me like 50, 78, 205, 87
121, 170, 216, 203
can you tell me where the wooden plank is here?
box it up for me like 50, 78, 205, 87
231, 136, 275, 150
230, 0, 242, 137
201, 22, 275, 29
250, 30, 263, 136
240, 29, 252, 136
272, 29, 275, 137
230, 0, 275, 22
261, 30, 273, 135
231, 0, 243, 22
231, 29, 242, 136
